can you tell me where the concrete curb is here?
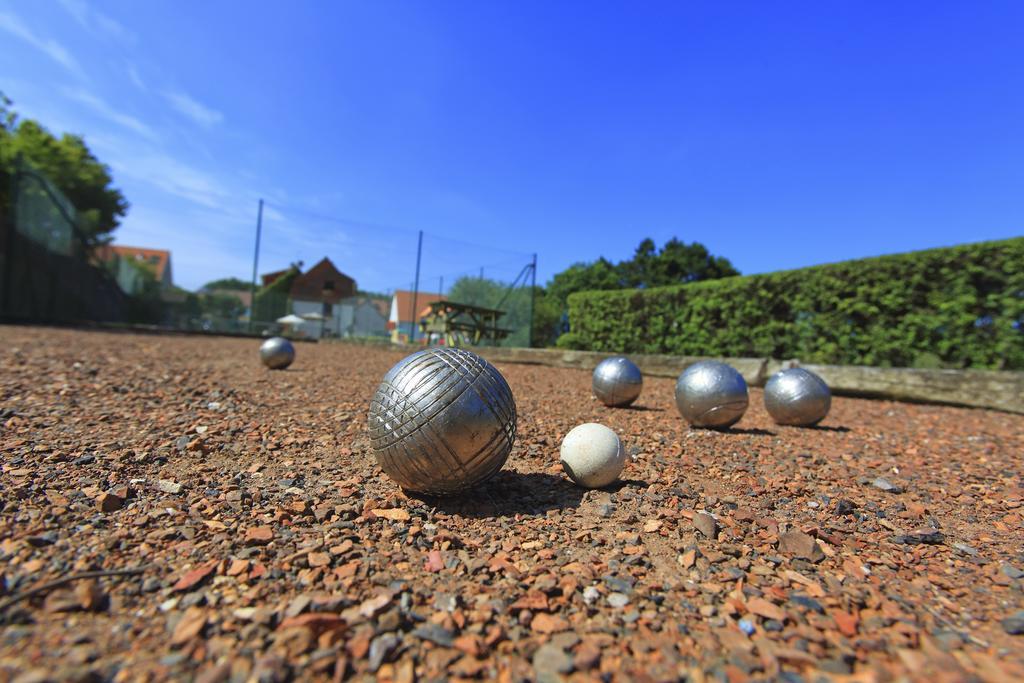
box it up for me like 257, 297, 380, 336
474, 347, 1023, 414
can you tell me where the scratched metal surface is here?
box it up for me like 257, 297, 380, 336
368, 347, 517, 495
764, 367, 832, 426
674, 359, 749, 428
591, 355, 643, 407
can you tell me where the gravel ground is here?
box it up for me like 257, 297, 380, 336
1, 327, 1022, 683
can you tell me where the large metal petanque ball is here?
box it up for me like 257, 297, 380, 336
764, 367, 831, 426
592, 356, 643, 407
259, 336, 295, 370
674, 360, 749, 428
367, 347, 517, 495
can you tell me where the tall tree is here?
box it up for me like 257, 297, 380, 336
548, 238, 738, 310
201, 277, 251, 292
0, 93, 128, 246
621, 237, 739, 288
546, 258, 623, 310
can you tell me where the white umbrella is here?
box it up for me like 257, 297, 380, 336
301, 312, 326, 321
276, 314, 306, 325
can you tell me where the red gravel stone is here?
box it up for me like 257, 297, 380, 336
1, 327, 1022, 681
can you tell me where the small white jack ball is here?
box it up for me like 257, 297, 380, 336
559, 423, 626, 489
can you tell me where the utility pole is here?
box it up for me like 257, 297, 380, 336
409, 230, 423, 343
439, 276, 443, 297
528, 253, 537, 348
248, 198, 263, 333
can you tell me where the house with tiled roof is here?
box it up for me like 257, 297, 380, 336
257, 257, 386, 338
94, 245, 173, 294
388, 289, 446, 343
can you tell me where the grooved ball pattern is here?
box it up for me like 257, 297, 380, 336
367, 347, 517, 495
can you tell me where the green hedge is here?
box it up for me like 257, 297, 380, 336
565, 237, 1024, 370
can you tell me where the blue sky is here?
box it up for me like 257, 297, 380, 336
2, 1, 1022, 292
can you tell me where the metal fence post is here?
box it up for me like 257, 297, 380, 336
410, 230, 423, 343
528, 253, 537, 348
248, 198, 263, 332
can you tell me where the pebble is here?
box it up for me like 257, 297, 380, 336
607, 593, 630, 608
603, 576, 633, 594
155, 480, 183, 494
3, 329, 1022, 683
790, 595, 825, 613
777, 530, 825, 563
1001, 564, 1024, 580
244, 526, 274, 545
433, 593, 457, 612
1002, 611, 1024, 635
892, 528, 944, 545
693, 512, 718, 539
872, 477, 904, 493
834, 499, 857, 515
367, 633, 399, 672
96, 492, 124, 512
412, 624, 454, 647
532, 644, 573, 681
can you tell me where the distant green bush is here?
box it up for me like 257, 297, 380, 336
566, 237, 1024, 369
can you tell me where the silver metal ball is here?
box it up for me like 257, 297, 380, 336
764, 368, 831, 426
592, 356, 643, 407
260, 337, 295, 370
367, 347, 517, 495
674, 360, 749, 428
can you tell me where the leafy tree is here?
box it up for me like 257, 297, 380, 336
619, 237, 738, 287
201, 292, 246, 319
548, 238, 737, 310
0, 92, 128, 246
201, 277, 251, 292
547, 258, 623, 310
445, 276, 560, 347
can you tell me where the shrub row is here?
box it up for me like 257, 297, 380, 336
563, 237, 1024, 369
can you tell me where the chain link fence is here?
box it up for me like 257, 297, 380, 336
246, 203, 538, 347
1, 166, 541, 348
0, 157, 126, 323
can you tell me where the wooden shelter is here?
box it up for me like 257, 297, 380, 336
417, 300, 511, 346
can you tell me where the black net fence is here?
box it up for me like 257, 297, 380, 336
1, 169, 543, 349
0, 158, 126, 323
243, 203, 539, 347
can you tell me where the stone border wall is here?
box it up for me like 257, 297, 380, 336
473, 347, 1023, 414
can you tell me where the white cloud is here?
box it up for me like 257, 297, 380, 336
126, 63, 146, 91
163, 90, 223, 127
60, 87, 156, 140
0, 10, 84, 78
116, 205, 256, 288
103, 149, 233, 210
57, 0, 135, 45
